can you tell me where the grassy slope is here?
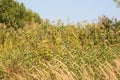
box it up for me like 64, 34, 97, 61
0, 22, 120, 80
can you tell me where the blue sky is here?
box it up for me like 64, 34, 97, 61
18, 0, 120, 24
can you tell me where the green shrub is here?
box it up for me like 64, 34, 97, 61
0, 0, 26, 29
0, 0, 42, 29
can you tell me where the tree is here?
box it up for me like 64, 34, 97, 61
24, 9, 42, 24
0, 0, 26, 29
0, 0, 42, 29
114, 0, 120, 7
98, 16, 113, 28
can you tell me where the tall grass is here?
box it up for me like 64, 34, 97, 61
0, 21, 120, 80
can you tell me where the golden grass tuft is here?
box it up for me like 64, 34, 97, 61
0, 21, 120, 79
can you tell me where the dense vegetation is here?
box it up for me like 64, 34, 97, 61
0, 0, 120, 80
0, 0, 42, 29
0, 16, 120, 80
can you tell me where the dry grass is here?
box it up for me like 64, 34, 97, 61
0, 21, 120, 80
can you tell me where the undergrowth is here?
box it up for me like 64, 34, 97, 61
0, 21, 120, 80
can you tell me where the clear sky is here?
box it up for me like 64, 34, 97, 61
18, 0, 120, 24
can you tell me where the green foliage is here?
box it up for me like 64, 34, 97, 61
24, 9, 42, 24
24, 9, 34, 24
0, 0, 26, 29
0, 0, 41, 29
114, 0, 120, 7
33, 12, 42, 23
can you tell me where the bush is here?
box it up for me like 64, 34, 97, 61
0, 0, 26, 29
0, 0, 42, 29
24, 9, 42, 24
98, 16, 113, 29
